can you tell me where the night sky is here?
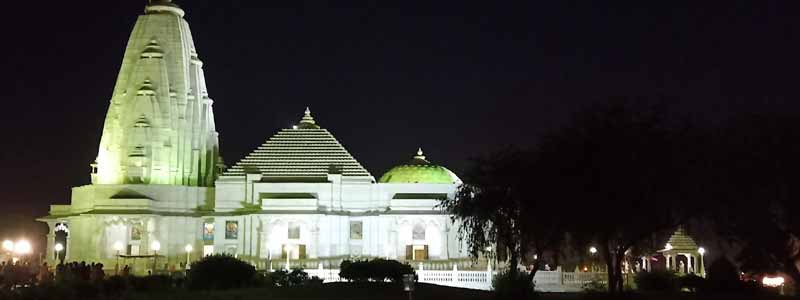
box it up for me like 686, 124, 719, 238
1, 1, 799, 239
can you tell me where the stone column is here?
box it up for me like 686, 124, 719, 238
46, 232, 55, 263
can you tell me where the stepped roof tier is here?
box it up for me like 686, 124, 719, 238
222, 108, 374, 182
379, 149, 462, 184
659, 226, 699, 253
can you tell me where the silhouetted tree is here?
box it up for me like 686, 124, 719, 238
533, 100, 701, 293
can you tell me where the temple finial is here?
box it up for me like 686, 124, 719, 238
297, 107, 319, 128
414, 148, 426, 160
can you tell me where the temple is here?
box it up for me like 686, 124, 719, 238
38, 1, 468, 273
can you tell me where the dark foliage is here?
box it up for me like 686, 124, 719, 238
633, 271, 679, 292
187, 254, 256, 290
679, 274, 706, 292
339, 259, 415, 283
705, 257, 742, 292
492, 270, 535, 299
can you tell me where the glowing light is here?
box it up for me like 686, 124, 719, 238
589, 247, 598, 254
533, 254, 539, 260
485, 246, 493, 252
762, 276, 785, 287
54, 243, 64, 252
665, 243, 673, 251
151, 240, 161, 252
13, 240, 31, 255
113, 241, 124, 252
185, 244, 193, 253
2, 240, 13, 252
698, 247, 706, 255
292, 125, 298, 129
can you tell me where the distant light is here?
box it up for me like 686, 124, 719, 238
185, 244, 193, 253
533, 254, 538, 260
292, 125, 298, 129
54, 243, 64, 252
13, 240, 31, 255
589, 247, 598, 254
151, 240, 161, 252
113, 241, 124, 251
763, 276, 785, 287
698, 247, 706, 255
485, 246, 493, 252
2, 240, 13, 252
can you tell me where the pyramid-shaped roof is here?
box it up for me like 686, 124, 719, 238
659, 226, 699, 252
221, 109, 373, 181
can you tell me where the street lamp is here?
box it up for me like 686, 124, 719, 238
54, 243, 64, 264
2, 240, 13, 252
589, 246, 598, 272
697, 247, 706, 277
184, 244, 193, 270
151, 240, 161, 273
14, 240, 31, 255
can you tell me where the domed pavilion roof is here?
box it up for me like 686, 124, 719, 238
379, 149, 461, 184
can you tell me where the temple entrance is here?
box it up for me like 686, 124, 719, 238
406, 245, 428, 261
54, 223, 69, 262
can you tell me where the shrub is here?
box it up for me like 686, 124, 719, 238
582, 280, 606, 293
288, 268, 309, 286
305, 276, 324, 287
129, 275, 173, 292
187, 254, 256, 290
634, 271, 679, 292
339, 259, 415, 283
679, 273, 706, 292
492, 270, 534, 299
705, 257, 740, 291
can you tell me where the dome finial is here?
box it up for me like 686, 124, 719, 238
413, 148, 427, 161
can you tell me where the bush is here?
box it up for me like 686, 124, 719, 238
492, 270, 534, 299
582, 280, 606, 293
705, 257, 740, 291
634, 271, 679, 292
339, 259, 415, 283
129, 275, 173, 292
187, 254, 257, 290
679, 273, 706, 292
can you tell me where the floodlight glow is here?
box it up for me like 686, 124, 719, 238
151, 240, 161, 252
762, 276, 785, 287
698, 247, 706, 255
589, 247, 598, 254
185, 244, 193, 253
13, 240, 31, 255
2, 240, 13, 252
54, 243, 64, 252
113, 241, 124, 251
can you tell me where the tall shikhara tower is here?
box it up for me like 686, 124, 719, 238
94, 0, 219, 186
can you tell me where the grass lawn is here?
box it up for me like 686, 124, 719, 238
125, 283, 796, 300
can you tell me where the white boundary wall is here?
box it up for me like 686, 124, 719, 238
303, 263, 606, 292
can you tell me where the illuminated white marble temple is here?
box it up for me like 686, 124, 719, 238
38, 1, 467, 273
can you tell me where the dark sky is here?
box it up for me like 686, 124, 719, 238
1, 1, 799, 237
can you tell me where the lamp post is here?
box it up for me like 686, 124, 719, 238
14, 240, 32, 263
697, 247, 706, 278
113, 241, 123, 274
151, 240, 161, 274
184, 244, 193, 270
54, 243, 64, 264
589, 246, 598, 272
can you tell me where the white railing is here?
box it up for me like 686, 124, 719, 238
299, 263, 606, 292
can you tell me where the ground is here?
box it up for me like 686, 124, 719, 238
124, 283, 796, 300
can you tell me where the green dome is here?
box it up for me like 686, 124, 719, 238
379, 149, 462, 184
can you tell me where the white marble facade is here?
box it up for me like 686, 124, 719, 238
38, 1, 468, 272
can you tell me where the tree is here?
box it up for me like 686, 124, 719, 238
440, 148, 565, 281
533, 100, 700, 293
708, 113, 800, 291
